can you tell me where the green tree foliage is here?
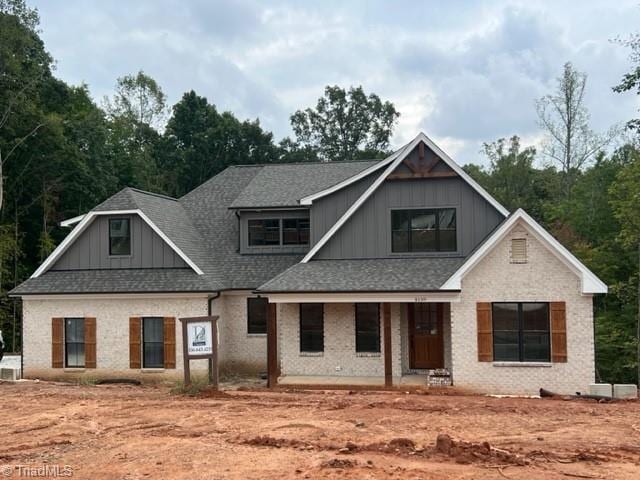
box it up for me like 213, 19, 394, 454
159, 90, 280, 197
290, 85, 400, 161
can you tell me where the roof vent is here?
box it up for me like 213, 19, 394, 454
510, 238, 527, 264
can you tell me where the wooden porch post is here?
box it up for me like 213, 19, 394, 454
383, 303, 392, 387
267, 302, 279, 388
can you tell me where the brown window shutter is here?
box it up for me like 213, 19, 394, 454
52, 317, 64, 368
84, 317, 97, 369
129, 317, 141, 369
163, 317, 176, 369
550, 302, 567, 362
476, 302, 493, 362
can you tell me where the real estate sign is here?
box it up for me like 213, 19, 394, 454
187, 321, 213, 356
179, 315, 219, 388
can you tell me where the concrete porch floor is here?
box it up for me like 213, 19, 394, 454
277, 375, 429, 387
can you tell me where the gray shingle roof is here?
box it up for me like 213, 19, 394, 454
229, 161, 379, 208
10, 269, 214, 295
256, 257, 466, 292
14, 157, 472, 296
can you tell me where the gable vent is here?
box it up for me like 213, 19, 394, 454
510, 238, 527, 263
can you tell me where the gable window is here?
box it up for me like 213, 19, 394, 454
300, 303, 324, 352
143, 317, 164, 368
247, 297, 268, 334
391, 208, 456, 253
248, 219, 280, 246
492, 303, 550, 362
355, 303, 380, 353
109, 218, 131, 256
283, 218, 310, 245
65, 318, 85, 368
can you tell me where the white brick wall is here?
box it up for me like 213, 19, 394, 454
22, 291, 268, 380
278, 302, 402, 379
450, 223, 595, 395
217, 292, 267, 373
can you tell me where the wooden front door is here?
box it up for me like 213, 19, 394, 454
409, 303, 444, 369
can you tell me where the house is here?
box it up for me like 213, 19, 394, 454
10, 133, 607, 395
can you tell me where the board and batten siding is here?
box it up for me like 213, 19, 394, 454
51, 215, 188, 270
314, 176, 504, 260
310, 171, 378, 246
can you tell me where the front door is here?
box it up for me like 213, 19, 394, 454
409, 303, 444, 369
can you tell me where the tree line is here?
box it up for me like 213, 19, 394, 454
1, 0, 639, 384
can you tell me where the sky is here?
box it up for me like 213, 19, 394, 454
31, 0, 640, 166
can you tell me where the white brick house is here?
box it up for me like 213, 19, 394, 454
11, 133, 607, 395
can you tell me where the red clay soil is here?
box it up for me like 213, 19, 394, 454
1, 381, 639, 479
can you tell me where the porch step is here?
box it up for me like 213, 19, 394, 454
407, 368, 452, 387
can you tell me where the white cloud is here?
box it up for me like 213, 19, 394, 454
31, 0, 640, 165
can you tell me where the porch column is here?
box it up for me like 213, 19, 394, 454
383, 302, 392, 387
267, 302, 279, 388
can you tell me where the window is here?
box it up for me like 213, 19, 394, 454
109, 218, 131, 256
248, 219, 280, 246
493, 303, 550, 362
391, 208, 456, 253
510, 238, 527, 263
247, 297, 268, 334
65, 318, 85, 368
283, 218, 310, 245
300, 303, 323, 352
143, 317, 164, 368
355, 303, 380, 353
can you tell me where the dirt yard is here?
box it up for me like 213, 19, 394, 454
1, 381, 639, 479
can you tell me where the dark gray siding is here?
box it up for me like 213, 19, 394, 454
51, 215, 188, 270
240, 210, 310, 254
315, 176, 504, 260
310, 171, 378, 245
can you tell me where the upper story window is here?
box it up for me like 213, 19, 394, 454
248, 217, 310, 247
283, 218, 310, 245
248, 219, 280, 246
391, 208, 456, 253
109, 218, 131, 256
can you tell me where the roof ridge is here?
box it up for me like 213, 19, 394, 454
126, 187, 178, 202
228, 159, 383, 168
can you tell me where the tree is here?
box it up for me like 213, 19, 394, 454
105, 70, 167, 129
613, 33, 640, 133
536, 62, 617, 196
0, 0, 50, 212
104, 71, 167, 190
480, 136, 540, 213
609, 147, 640, 385
159, 91, 280, 196
290, 85, 399, 162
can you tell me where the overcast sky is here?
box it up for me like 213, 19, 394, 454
31, 0, 640, 165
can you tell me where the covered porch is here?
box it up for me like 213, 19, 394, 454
265, 292, 458, 389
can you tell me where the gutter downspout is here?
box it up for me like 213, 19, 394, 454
207, 292, 221, 383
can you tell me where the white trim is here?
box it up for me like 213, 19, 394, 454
301, 132, 509, 263
299, 150, 403, 205
21, 293, 211, 300
264, 291, 461, 304
440, 208, 608, 294
31, 209, 204, 278
60, 214, 85, 227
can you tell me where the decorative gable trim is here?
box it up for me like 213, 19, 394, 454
301, 132, 509, 263
31, 209, 204, 278
440, 209, 608, 294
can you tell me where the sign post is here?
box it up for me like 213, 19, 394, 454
179, 316, 219, 388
